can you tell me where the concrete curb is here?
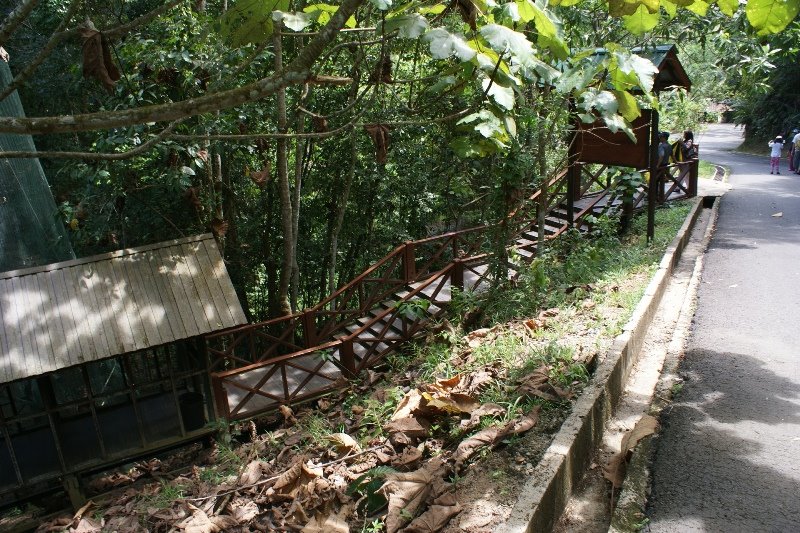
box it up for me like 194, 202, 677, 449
608, 195, 721, 532
498, 197, 705, 533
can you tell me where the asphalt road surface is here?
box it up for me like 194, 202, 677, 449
646, 124, 800, 531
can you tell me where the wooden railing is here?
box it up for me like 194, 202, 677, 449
206, 158, 698, 420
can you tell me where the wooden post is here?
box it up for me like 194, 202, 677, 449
339, 339, 357, 378
301, 310, 317, 348
689, 149, 699, 197
402, 241, 416, 281
211, 375, 230, 420
647, 112, 659, 242
452, 259, 465, 291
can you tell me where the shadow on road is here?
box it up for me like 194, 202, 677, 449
646, 348, 800, 531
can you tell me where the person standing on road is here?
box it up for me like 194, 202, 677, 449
793, 129, 800, 174
768, 135, 784, 174
789, 129, 798, 172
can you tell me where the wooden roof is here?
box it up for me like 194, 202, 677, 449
0, 234, 247, 383
633, 44, 692, 93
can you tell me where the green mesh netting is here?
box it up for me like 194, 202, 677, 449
0, 60, 74, 272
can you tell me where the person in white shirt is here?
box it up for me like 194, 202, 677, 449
792, 130, 800, 173
768, 135, 784, 174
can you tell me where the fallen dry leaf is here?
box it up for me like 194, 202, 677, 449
327, 433, 361, 455
391, 389, 424, 420
603, 415, 658, 488
453, 407, 541, 471
379, 457, 445, 533
239, 459, 266, 486
229, 500, 259, 523
460, 403, 506, 430
301, 504, 352, 532
178, 504, 238, 533
402, 492, 462, 532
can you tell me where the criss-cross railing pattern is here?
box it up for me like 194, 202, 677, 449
206, 158, 698, 420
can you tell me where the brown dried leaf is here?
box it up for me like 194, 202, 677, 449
273, 457, 304, 491
391, 389, 423, 420
280, 404, 297, 426
420, 390, 480, 416
453, 407, 540, 471
326, 433, 361, 455
517, 365, 573, 401
385, 417, 430, 443
210, 218, 228, 237
452, 425, 503, 471
229, 500, 259, 523
312, 116, 329, 133
456, 0, 479, 30
78, 24, 120, 93
402, 492, 462, 532
392, 445, 423, 468
603, 415, 658, 488
363, 124, 391, 164
239, 459, 265, 486
69, 517, 102, 533
460, 403, 505, 430
249, 162, 271, 188
301, 504, 352, 532
379, 457, 445, 533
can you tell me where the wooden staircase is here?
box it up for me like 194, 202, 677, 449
205, 161, 696, 420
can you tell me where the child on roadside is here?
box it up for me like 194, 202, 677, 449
769, 135, 784, 174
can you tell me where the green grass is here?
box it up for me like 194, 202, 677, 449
698, 160, 717, 180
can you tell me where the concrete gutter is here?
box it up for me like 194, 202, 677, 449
498, 196, 705, 533
608, 195, 721, 532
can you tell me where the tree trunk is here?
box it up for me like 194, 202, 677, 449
326, 68, 360, 296
290, 110, 306, 312
274, 24, 294, 316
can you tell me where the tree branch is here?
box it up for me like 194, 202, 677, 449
62, 0, 187, 39
0, 119, 181, 159
0, 0, 366, 135
0, 0, 82, 104
0, 0, 40, 48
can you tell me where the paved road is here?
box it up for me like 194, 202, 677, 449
647, 124, 800, 532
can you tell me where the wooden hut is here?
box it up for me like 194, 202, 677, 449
0, 234, 246, 504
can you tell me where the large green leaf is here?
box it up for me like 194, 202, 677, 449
608, 0, 643, 17
580, 89, 619, 115
716, 0, 738, 16
424, 28, 477, 61
382, 13, 429, 38
661, 0, 677, 19
516, 0, 569, 59
371, 0, 393, 10
482, 77, 516, 110
458, 109, 508, 139
609, 49, 658, 94
685, 0, 710, 16
303, 4, 357, 28
479, 24, 535, 64
272, 11, 315, 31
217, 0, 291, 46
746, 0, 800, 35
612, 90, 641, 121
623, 4, 660, 34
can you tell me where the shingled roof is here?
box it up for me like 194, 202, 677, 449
0, 234, 246, 383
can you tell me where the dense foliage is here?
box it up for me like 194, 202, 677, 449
0, 0, 796, 319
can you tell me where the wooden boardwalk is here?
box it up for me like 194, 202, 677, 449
209, 165, 696, 420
